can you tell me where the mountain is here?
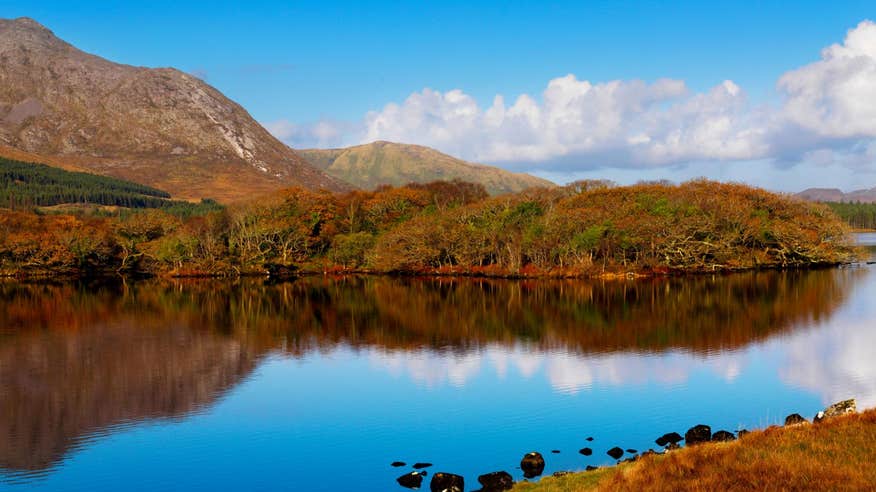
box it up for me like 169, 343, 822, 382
0, 17, 349, 201
797, 187, 876, 203
298, 141, 554, 195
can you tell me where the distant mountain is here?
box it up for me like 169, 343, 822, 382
797, 187, 876, 203
299, 141, 554, 195
0, 17, 349, 201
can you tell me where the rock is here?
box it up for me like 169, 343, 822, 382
586, 465, 599, 471
552, 471, 572, 477
397, 471, 424, 489
625, 448, 637, 454
738, 429, 750, 437
815, 399, 857, 423
264, 263, 298, 279
655, 432, 683, 447
641, 449, 657, 457
477, 471, 514, 491
430, 472, 464, 492
586, 437, 594, 441
666, 442, 681, 451
685, 424, 712, 445
520, 452, 545, 479
785, 413, 809, 426
413, 462, 433, 469
578, 447, 592, 456
392, 461, 407, 467
551, 450, 560, 454
607, 447, 624, 459
712, 430, 736, 442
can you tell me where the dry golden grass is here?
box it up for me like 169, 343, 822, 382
515, 409, 876, 491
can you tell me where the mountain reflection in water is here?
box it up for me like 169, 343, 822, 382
0, 263, 871, 487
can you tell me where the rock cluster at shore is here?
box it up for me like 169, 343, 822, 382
392, 399, 858, 491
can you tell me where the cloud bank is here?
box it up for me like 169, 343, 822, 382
269, 20, 876, 186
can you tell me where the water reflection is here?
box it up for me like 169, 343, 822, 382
0, 264, 870, 483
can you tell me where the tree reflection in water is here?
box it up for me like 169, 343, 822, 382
0, 267, 863, 475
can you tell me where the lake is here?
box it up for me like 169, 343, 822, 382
2, 234, 875, 491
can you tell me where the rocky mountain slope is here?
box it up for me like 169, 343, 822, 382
797, 187, 876, 203
299, 141, 554, 195
0, 17, 349, 201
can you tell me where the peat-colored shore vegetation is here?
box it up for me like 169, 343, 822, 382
0, 162, 860, 277
513, 408, 876, 491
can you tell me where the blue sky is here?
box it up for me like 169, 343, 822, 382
3, 0, 876, 190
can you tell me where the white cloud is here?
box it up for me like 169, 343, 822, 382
778, 20, 876, 139
267, 20, 876, 186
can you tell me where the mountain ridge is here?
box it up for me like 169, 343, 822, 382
0, 17, 349, 201
796, 187, 876, 203
299, 140, 554, 195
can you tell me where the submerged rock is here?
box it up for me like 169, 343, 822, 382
712, 430, 736, 442
477, 471, 514, 491
397, 471, 424, 489
785, 413, 809, 426
413, 463, 433, 469
578, 447, 592, 456
520, 452, 545, 478
430, 472, 464, 492
815, 399, 857, 423
392, 461, 407, 467
685, 424, 712, 445
655, 432, 683, 447
607, 447, 624, 459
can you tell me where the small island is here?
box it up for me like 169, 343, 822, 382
0, 157, 862, 279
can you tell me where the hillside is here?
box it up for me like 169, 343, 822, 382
299, 141, 554, 195
0, 17, 349, 202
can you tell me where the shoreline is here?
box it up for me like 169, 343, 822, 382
0, 259, 858, 282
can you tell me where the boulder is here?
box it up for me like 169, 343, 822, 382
712, 430, 736, 442
413, 462, 433, 469
655, 432, 683, 447
685, 424, 712, 445
666, 442, 681, 451
785, 413, 809, 426
738, 429, 750, 437
520, 452, 545, 479
585, 465, 600, 471
430, 472, 464, 492
625, 448, 637, 454
578, 447, 592, 456
477, 471, 514, 491
586, 437, 594, 441
815, 399, 857, 423
397, 471, 424, 489
392, 461, 407, 467
607, 447, 624, 459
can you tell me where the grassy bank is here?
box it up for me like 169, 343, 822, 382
514, 409, 876, 491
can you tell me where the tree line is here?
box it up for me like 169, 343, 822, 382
1, 157, 223, 217
824, 202, 876, 230
0, 177, 859, 277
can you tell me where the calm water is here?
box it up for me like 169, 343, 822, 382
1, 234, 875, 491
